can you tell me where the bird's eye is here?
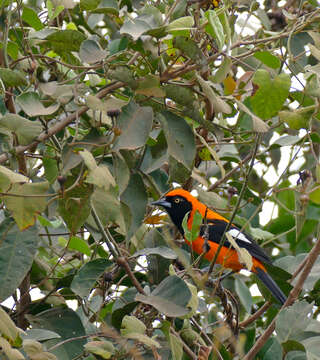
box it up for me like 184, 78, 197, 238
174, 198, 181, 203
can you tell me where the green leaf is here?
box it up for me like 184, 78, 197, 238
93, 0, 119, 15
71, 258, 112, 298
46, 30, 86, 52
80, 0, 100, 11
275, 254, 320, 290
159, 110, 196, 169
121, 315, 146, 335
22, 7, 44, 30
0, 306, 22, 343
85, 341, 115, 359
109, 67, 135, 86
271, 135, 301, 147
120, 18, 151, 40
276, 301, 313, 343
108, 37, 129, 55
301, 337, 320, 360
7, 41, 19, 60
235, 278, 252, 313
0, 219, 38, 302
58, 179, 92, 233
196, 73, 232, 114
205, 10, 225, 50
254, 51, 281, 69
285, 351, 307, 360
121, 173, 147, 241
251, 70, 291, 119
123, 333, 161, 348
89, 187, 125, 230
183, 210, 202, 243
79, 39, 107, 64
113, 101, 153, 151
167, 16, 194, 36
68, 236, 91, 256
27, 308, 86, 360
197, 188, 228, 210
0, 68, 27, 87
22, 329, 61, 342
0, 165, 28, 191
279, 110, 310, 130
16, 92, 60, 117
309, 186, 320, 205
169, 333, 183, 360
79, 149, 115, 190
211, 57, 232, 83
3, 181, 49, 230
0, 114, 42, 145
134, 246, 177, 260
113, 153, 130, 195
136, 74, 165, 98
135, 275, 192, 317
173, 36, 206, 65
164, 84, 195, 106
258, 337, 282, 360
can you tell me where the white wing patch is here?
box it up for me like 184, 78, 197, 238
227, 228, 251, 244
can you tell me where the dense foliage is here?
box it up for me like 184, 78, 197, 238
1, 0, 320, 359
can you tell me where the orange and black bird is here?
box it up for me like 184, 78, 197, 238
152, 188, 287, 304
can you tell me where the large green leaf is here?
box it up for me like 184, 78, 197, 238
0, 114, 42, 145
205, 10, 225, 50
79, 149, 115, 190
71, 258, 112, 298
0, 68, 27, 87
58, 179, 93, 233
113, 101, 153, 151
46, 29, 86, 52
251, 70, 291, 119
27, 308, 86, 360
16, 92, 60, 117
276, 301, 313, 343
22, 7, 44, 30
120, 18, 152, 40
120, 173, 147, 241
0, 165, 28, 191
274, 254, 320, 290
3, 181, 49, 230
89, 187, 125, 231
135, 275, 192, 317
79, 39, 107, 64
159, 111, 196, 170
0, 219, 38, 302
258, 337, 283, 360
235, 278, 252, 313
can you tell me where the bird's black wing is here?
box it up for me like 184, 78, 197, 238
199, 219, 271, 264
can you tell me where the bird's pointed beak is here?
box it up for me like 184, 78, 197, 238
151, 198, 172, 208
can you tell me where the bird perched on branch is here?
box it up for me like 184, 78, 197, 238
152, 188, 287, 304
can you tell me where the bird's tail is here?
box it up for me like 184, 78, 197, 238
255, 267, 287, 305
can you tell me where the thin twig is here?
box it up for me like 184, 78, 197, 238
170, 328, 198, 360
116, 257, 145, 295
91, 205, 120, 259
239, 302, 271, 328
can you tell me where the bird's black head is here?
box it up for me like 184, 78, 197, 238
151, 192, 192, 234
